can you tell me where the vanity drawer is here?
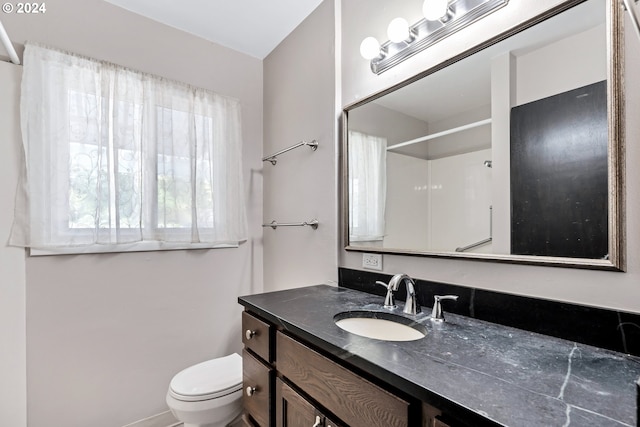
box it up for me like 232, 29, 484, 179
242, 349, 272, 427
276, 331, 410, 427
242, 311, 272, 362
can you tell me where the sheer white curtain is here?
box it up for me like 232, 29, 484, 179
348, 130, 387, 242
11, 44, 247, 253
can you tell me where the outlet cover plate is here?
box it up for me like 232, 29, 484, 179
362, 253, 382, 271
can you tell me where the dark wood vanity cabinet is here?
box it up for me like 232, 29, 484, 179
241, 309, 461, 427
422, 403, 454, 427
242, 349, 272, 427
276, 378, 344, 427
242, 312, 274, 427
276, 331, 411, 427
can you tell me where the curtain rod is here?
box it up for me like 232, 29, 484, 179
0, 19, 19, 65
622, 0, 640, 43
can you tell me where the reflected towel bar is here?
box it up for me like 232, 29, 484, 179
262, 140, 318, 165
456, 206, 493, 252
262, 219, 319, 230
456, 237, 492, 252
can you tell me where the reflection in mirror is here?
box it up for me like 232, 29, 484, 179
344, 0, 624, 269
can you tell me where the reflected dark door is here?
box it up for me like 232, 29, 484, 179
510, 80, 608, 259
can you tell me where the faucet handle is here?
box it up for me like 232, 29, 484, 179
430, 295, 459, 322
376, 281, 397, 309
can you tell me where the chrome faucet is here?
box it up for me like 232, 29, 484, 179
376, 280, 397, 308
430, 295, 459, 322
381, 273, 421, 315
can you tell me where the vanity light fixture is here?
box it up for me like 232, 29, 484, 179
423, 0, 450, 21
360, 0, 508, 74
387, 17, 413, 43
360, 36, 382, 60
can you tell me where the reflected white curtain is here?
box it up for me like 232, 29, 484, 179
11, 44, 247, 252
348, 131, 387, 242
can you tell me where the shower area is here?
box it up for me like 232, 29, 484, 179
383, 146, 493, 254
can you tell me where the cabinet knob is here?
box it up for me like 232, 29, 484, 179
245, 329, 256, 340
312, 415, 321, 427
245, 386, 257, 397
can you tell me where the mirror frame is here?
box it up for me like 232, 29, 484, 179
341, 0, 625, 271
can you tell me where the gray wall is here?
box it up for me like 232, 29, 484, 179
1, 1, 263, 426
263, 0, 338, 291
340, 0, 640, 314
0, 61, 27, 427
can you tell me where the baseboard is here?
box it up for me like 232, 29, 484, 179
121, 410, 181, 427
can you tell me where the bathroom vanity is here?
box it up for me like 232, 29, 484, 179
239, 285, 640, 427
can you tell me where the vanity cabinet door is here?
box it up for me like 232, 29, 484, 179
324, 415, 345, 427
423, 402, 461, 427
276, 379, 346, 427
423, 402, 439, 427
276, 378, 324, 427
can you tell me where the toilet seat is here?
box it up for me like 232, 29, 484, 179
169, 353, 242, 402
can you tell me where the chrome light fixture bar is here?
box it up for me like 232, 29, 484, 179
366, 0, 508, 75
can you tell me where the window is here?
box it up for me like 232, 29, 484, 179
10, 44, 247, 253
348, 130, 387, 242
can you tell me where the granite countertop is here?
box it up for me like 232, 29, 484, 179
239, 284, 640, 427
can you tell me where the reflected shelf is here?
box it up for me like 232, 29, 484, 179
386, 118, 492, 151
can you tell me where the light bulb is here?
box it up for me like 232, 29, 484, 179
423, 0, 449, 21
387, 17, 410, 43
360, 37, 381, 59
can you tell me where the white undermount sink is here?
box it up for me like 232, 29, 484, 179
334, 311, 427, 341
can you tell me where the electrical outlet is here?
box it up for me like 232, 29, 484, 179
362, 253, 382, 271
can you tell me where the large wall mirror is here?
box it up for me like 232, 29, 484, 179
342, 0, 625, 270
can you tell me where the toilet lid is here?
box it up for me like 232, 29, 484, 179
169, 353, 242, 402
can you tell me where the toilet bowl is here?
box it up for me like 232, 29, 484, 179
166, 353, 243, 427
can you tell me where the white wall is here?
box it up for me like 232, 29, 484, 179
385, 153, 430, 251
516, 24, 606, 105
2, 1, 263, 425
262, 0, 338, 291
340, 0, 640, 314
0, 61, 27, 427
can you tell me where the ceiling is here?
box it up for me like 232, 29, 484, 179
103, 0, 324, 59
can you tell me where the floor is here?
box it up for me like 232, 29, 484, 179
169, 413, 251, 427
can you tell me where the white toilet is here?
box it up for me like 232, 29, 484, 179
166, 353, 243, 427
